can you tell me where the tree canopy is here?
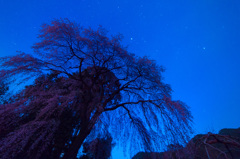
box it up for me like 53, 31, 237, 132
0, 19, 193, 159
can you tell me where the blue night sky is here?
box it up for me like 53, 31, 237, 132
1, 0, 240, 158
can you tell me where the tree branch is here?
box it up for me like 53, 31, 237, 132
104, 99, 160, 112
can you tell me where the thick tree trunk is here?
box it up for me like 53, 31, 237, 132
62, 111, 102, 159
62, 130, 90, 159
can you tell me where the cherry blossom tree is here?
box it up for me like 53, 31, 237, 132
0, 19, 193, 159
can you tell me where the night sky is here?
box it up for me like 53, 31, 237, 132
1, 0, 240, 158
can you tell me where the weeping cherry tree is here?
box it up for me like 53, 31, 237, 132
0, 19, 193, 159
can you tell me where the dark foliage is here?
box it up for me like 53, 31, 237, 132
0, 81, 9, 104
133, 127, 240, 159
80, 133, 115, 159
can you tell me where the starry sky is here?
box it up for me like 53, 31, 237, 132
1, 0, 240, 158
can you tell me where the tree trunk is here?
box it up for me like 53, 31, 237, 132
62, 111, 102, 159
62, 130, 90, 159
